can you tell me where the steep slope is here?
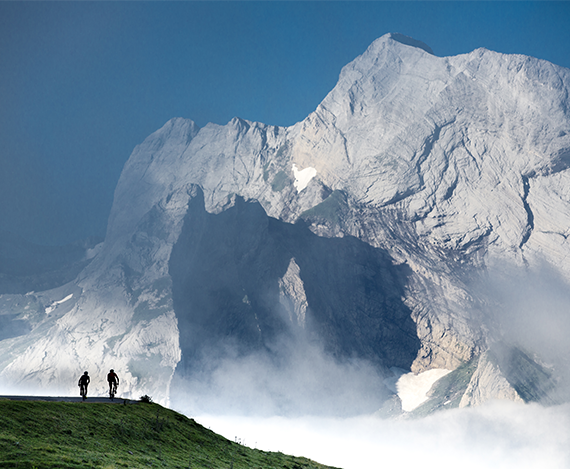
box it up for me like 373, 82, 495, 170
1, 33, 569, 414
0, 232, 102, 295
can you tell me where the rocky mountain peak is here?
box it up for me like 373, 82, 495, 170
1, 35, 570, 415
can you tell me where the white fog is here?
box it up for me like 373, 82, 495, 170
193, 402, 570, 469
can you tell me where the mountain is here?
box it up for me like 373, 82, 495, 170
0, 232, 102, 342
0, 232, 102, 296
1, 33, 569, 415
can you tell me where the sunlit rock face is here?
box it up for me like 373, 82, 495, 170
1, 33, 570, 413
458, 352, 524, 408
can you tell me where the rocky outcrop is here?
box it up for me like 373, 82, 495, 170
278, 258, 308, 328
459, 352, 523, 407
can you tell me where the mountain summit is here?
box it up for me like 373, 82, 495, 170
1, 34, 569, 414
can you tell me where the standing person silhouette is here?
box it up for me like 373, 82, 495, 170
107, 369, 119, 399
78, 371, 90, 400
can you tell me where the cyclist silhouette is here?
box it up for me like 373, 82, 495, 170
107, 369, 119, 399
78, 371, 90, 400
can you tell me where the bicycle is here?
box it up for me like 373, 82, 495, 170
80, 383, 88, 401
109, 381, 118, 400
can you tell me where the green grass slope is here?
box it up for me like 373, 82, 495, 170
0, 400, 339, 469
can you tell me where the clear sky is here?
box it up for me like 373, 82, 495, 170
1, 1, 569, 246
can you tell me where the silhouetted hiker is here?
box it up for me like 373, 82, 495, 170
107, 369, 119, 399
78, 371, 90, 400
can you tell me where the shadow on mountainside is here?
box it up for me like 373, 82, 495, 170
168, 188, 419, 415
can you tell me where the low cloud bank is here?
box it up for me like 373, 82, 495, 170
193, 401, 570, 469
170, 260, 570, 468
171, 337, 390, 417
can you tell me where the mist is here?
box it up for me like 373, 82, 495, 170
166, 258, 570, 468
474, 260, 570, 404
193, 401, 570, 469
169, 336, 570, 468
170, 335, 391, 418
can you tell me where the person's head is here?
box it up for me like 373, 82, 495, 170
110, 369, 114, 373
84, 371, 88, 375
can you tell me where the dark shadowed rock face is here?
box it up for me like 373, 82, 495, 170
169, 189, 420, 378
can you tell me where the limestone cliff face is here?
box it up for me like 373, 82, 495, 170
278, 258, 308, 328
1, 33, 569, 412
458, 352, 524, 407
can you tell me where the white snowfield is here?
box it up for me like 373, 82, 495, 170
396, 369, 452, 412
292, 164, 317, 192
1, 33, 569, 409
44, 293, 73, 315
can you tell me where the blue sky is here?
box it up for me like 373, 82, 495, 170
1, 1, 569, 245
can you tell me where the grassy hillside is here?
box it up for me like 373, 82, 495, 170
0, 399, 339, 469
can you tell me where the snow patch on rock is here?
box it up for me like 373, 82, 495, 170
292, 164, 317, 192
44, 294, 73, 314
396, 369, 452, 412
